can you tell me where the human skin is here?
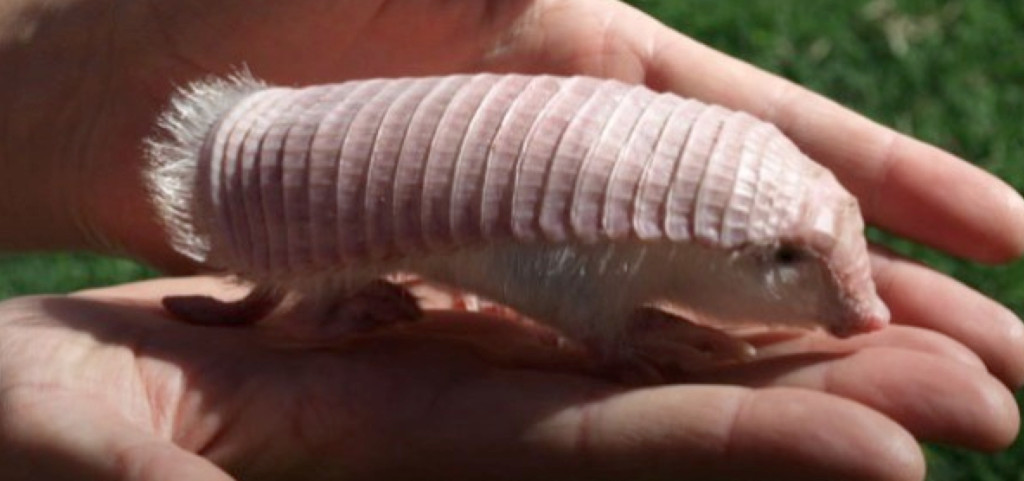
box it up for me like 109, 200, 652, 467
0, 1, 1022, 480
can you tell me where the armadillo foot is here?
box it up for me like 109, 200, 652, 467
608, 307, 757, 383
318, 279, 424, 334
162, 285, 283, 326
270, 276, 425, 339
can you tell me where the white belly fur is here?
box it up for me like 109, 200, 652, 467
406, 241, 721, 348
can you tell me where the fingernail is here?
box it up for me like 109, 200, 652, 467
999, 185, 1024, 258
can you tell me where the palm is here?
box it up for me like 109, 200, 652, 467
0, 276, 1016, 481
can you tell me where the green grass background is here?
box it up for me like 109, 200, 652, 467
0, 0, 1021, 479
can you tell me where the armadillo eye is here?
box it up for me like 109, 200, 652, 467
773, 245, 805, 265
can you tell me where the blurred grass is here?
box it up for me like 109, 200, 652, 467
0, 0, 1021, 479
0, 253, 157, 298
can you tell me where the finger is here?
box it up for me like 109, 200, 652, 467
73, 276, 251, 303
1, 389, 234, 481
870, 248, 1024, 388
281, 328, 922, 481
605, 1, 1024, 261
383, 377, 923, 481
696, 347, 1019, 451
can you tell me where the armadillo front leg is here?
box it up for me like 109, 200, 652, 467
617, 307, 756, 381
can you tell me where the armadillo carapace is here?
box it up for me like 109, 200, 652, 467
147, 73, 890, 357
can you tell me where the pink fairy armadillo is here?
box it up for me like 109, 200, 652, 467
146, 73, 889, 359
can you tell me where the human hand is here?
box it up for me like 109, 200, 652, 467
0, 0, 1021, 268
0, 276, 1017, 481
1, 2, 1021, 479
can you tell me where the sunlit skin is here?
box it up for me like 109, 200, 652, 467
0, 1, 1023, 480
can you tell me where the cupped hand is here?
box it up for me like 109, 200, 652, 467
0, 276, 1017, 481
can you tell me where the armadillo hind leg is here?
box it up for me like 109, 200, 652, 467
304, 278, 424, 336
231, 275, 424, 341
162, 284, 284, 326
162, 276, 422, 338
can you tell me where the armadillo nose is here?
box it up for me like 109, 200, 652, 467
859, 312, 889, 334
867, 298, 891, 330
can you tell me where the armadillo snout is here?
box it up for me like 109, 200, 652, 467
799, 172, 890, 336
